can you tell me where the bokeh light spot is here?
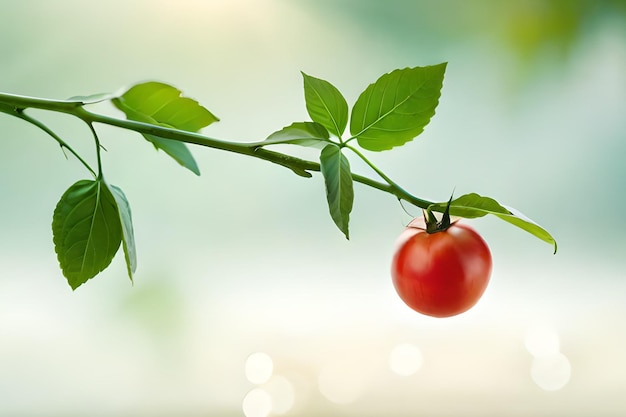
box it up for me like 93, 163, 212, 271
245, 352, 274, 385
531, 352, 572, 391
265, 375, 295, 415
389, 343, 423, 376
242, 388, 272, 417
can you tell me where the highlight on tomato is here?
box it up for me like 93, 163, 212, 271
390, 207, 492, 318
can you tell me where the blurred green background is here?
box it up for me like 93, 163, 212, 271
1, 0, 625, 416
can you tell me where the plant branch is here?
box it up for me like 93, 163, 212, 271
0, 92, 438, 210
85, 122, 103, 177
0, 91, 83, 113
0, 105, 96, 177
345, 144, 433, 208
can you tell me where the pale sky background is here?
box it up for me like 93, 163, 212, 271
1, 1, 625, 416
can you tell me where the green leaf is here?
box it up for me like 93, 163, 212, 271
428, 193, 557, 252
350, 63, 446, 151
52, 180, 123, 289
66, 92, 115, 105
320, 145, 354, 239
428, 193, 509, 218
264, 122, 330, 148
106, 183, 137, 282
114, 82, 219, 131
144, 136, 200, 175
302, 72, 349, 138
113, 82, 219, 175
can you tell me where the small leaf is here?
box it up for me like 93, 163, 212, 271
52, 179, 123, 289
264, 122, 330, 148
498, 205, 557, 253
320, 145, 354, 239
106, 183, 137, 282
302, 72, 349, 138
113, 82, 219, 175
66, 93, 115, 105
144, 135, 200, 175
428, 193, 509, 218
428, 193, 557, 252
114, 82, 218, 131
350, 63, 446, 151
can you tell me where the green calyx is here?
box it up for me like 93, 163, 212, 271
424, 193, 454, 234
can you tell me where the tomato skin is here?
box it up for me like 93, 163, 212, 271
391, 221, 492, 318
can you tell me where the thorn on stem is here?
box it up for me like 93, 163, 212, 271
59, 144, 69, 160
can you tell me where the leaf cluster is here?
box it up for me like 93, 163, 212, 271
269, 65, 447, 239
263, 65, 554, 253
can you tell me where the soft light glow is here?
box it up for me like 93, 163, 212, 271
389, 343, 423, 376
265, 375, 295, 415
242, 388, 272, 417
245, 352, 274, 385
531, 352, 572, 391
525, 325, 560, 357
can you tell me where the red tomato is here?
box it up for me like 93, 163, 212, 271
391, 219, 492, 318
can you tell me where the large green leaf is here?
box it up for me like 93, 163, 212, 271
106, 183, 137, 282
428, 193, 557, 252
320, 145, 354, 239
302, 72, 349, 138
350, 64, 446, 151
113, 82, 219, 175
52, 180, 123, 289
264, 122, 330, 148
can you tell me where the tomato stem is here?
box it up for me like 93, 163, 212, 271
424, 192, 454, 233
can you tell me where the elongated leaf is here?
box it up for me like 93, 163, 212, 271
428, 193, 557, 252
264, 122, 330, 148
106, 183, 137, 282
302, 72, 349, 138
113, 82, 219, 175
497, 205, 557, 252
144, 135, 200, 175
350, 64, 446, 151
320, 145, 354, 239
428, 193, 509, 218
52, 180, 123, 289
66, 92, 115, 105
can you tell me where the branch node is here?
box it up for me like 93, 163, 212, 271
291, 168, 313, 178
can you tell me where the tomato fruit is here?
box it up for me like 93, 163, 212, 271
391, 218, 492, 318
